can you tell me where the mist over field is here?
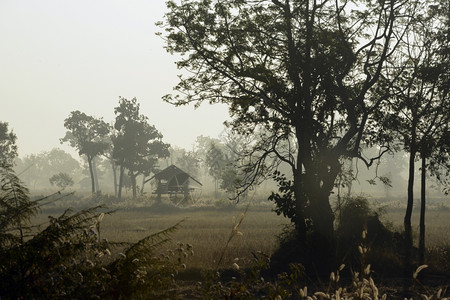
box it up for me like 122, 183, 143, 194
1, 0, 449, 299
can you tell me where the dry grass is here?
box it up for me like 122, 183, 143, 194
33, 205, 291, 270
383, 209, 450, 248
33, 203, 450, 272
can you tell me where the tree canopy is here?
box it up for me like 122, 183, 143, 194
112, 97, 170, 199
61, 111, 110, 193
162, 0, 418, 269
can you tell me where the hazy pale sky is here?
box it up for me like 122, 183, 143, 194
0, 0, 229, 158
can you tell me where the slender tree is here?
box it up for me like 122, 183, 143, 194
379, 1, 449, 285
61, 111, 110, 193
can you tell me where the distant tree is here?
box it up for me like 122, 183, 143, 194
192, 135, 222, 179
61, 111, 110, 193
112, 97, 170, 200
175, 149, 200, 177
15, 148, 81, 190
0, 121, 18, 168
49, 172, 74, 189
103, 136, 119, 197
205, 142, 227, 197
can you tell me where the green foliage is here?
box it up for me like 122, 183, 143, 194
268, 171, 296, 223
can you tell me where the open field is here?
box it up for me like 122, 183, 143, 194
35, 202, 450, 271
383, 209, 450, 248
100, 205, 291, 270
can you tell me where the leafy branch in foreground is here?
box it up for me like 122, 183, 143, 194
108, 220, 191, 299
0, 166, 191, 299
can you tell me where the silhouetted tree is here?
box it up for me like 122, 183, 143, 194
162, 0, 417, 269
112, 97, 170, 200
61, 111, 110, 193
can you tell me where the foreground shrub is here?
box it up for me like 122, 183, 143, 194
198, 226, 449, 300
335, 196, 403, 277
0, 166, 191, 299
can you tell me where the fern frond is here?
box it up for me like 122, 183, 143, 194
124, 219, 184, 260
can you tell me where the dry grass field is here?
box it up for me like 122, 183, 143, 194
36, 204, 291, 270
383, 209, 450, 248
99, 206, 291, 270
36, 201, 450, 273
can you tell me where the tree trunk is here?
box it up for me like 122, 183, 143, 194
156, 179, 162, 204
92, 157, 99, 192
140, 175, 146, 195
118, 166, 124, 201
87, 156, 95, 194
308, 184, 335, 275
131, 172, 137, 199
404, 143, 416, 289
419, 156, 426, 265
111, 160, 117, 197
293, 155, 306, 241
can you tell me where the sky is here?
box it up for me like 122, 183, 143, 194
0, 0, 230, 158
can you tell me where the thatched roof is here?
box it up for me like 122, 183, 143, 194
145, 165, 202, 186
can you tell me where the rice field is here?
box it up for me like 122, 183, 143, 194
36, 201, 450, 271
98, 205, 291, 270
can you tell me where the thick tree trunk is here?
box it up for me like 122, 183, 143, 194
293, 146, 306, 241
308, 183, 335, 274
87, 156, 95, 194
419, 156, 426, 265
293, 169, 306, 241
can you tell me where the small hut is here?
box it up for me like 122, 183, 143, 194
145, 165, 202, 205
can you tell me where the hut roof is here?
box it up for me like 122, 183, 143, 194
145, 165, 202, 186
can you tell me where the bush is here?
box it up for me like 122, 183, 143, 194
335, 196, 403, 277
0, 166, 191, 299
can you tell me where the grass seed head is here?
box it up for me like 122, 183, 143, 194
413, 265, 428, 279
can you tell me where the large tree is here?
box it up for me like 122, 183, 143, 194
61, 111, 110, 193
162, 0, 416, 268
0, 122, 18, 168
112, 97, 170, 200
